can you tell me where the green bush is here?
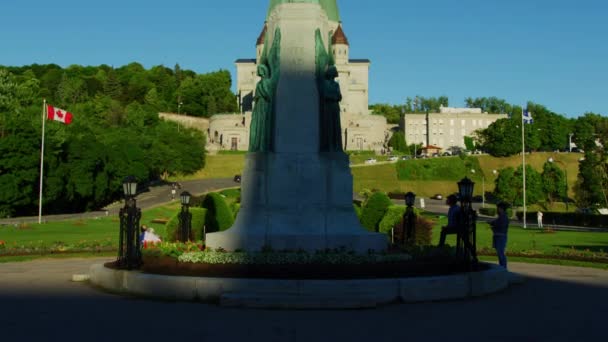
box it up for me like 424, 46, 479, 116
230, 202, 241, 219
360, 192, 392, 232
165, 208, 207, 242
379, 205, 406, 235
378, 206, 432, 245
396, 156, 482, 181
201, 192, 235, 233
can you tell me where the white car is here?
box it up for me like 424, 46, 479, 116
387, 156, 398, 162
364, 158, 377, 164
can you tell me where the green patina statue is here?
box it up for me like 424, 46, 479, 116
315, 29, 343, 152
249, 29, 281, 153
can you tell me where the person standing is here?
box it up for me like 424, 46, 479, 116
537, 211, 543, 229
490, 202, 510, 269
438, 195, 461, 246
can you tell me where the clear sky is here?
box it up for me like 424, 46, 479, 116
1, 0, 606, 117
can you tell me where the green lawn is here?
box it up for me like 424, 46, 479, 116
429, 214, 608, 256
0, 204, 181, 252
179, 152, 581, 199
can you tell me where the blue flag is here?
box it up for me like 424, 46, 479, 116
523, 110, 533, 124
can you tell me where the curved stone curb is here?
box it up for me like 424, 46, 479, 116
89, 263, 512, 309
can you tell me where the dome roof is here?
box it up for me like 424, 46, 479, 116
256, 23, 267, 46
267, 0, 340, 22
332, 24, 349, 45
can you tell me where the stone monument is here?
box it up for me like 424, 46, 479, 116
205, 0, 387, 253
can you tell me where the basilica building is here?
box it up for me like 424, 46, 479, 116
207, 0, 389, 153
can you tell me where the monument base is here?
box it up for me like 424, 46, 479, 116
205, 153, 387, 253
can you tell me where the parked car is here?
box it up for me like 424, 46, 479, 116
233, 175, 241, 183
387, 156, 398, 162
364, 158, 377, 164
431, 194, 443, 200
400, 156, 411, 160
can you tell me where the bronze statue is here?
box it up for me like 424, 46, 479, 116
315, 29, 343, 152
248, 29, 281, 152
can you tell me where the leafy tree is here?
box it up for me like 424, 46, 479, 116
541, 161, 567, 206
464, 136, 475, 151
370, 103, 403, 124
388, 132, 408, 153
494, 165, 542, 207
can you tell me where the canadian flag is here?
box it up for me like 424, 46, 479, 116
47, 105, 73, 125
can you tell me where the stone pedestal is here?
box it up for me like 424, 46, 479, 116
205, 3, 387, 253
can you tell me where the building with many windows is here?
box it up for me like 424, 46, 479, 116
401, 106, 508, 150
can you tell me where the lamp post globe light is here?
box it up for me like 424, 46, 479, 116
403, 192, 417, 244
118, 176, 142, 270
457, 177, 478, 268
179, 191, 193, 242
458, 177, 475, 203
405, 192, 416, 207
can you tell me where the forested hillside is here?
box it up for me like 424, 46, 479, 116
0, 63, 236, 218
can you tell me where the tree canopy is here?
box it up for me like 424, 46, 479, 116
0, 63, 223, 218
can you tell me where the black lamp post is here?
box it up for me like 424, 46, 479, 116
117, 176, 142, 270
403, 192, 417, 245
457, 177, 478, 267
178, 191, 192, 242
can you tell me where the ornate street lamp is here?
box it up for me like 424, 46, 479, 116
178, 191, 192, 242
458, 177, 475, 203
117, 176, 142, 270
403, 192, 417, 245
457, 177, 478, 268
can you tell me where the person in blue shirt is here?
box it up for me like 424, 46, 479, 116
490, 202, 510, 268
438, 195, 461, 247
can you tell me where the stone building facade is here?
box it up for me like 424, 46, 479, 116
162, 1, 389, 153
401, 106, 508, 150
222, 0, 387, 152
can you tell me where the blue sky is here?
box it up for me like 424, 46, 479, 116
1, 0, 606, 117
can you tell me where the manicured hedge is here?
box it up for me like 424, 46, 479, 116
516, 211, 608, 228
360, 192, 392, 232
379, 205, 406, 235
201, 193, 235, 233
165, 208, 207, 242
378, 205, 432, 245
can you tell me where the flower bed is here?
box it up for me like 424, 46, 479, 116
137, 242, 482, 279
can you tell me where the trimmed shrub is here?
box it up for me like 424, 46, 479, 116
414, 215, 433, 246
165, 208, 207, 242
230, 202, 241, 219
201, 192, 235, 233
360, 192, 392, 232
379, 205, 406, 235
378, 206, 432, 245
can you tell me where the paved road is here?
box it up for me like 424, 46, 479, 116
1, 258, 606, 341
0, 178, 237, 225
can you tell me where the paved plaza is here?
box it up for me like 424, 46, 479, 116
1, 258, 606, 341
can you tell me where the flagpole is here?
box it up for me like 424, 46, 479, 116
522, 108, 527, 229
38, 100, 47, 224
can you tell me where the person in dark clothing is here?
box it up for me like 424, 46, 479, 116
490, 202, 510, 268
438, 195, 460, 246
